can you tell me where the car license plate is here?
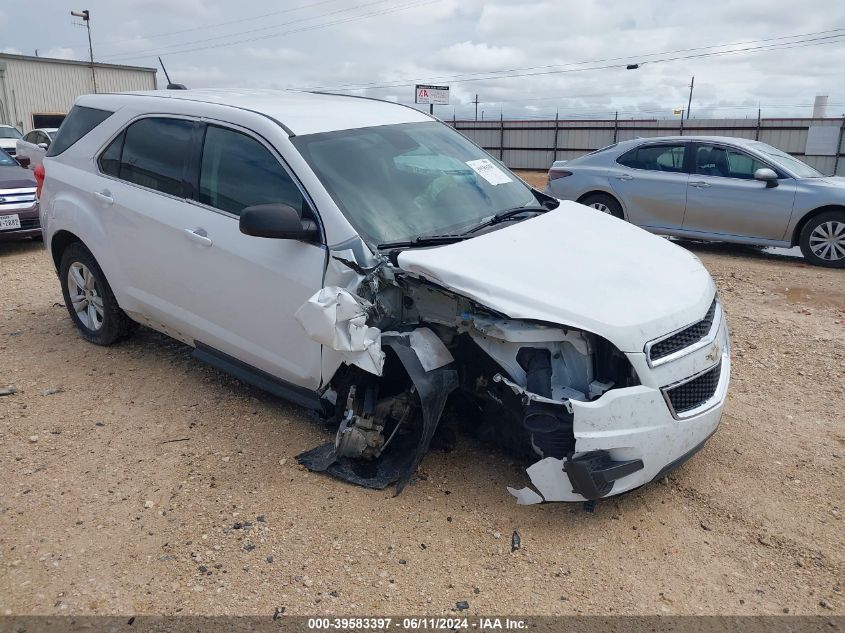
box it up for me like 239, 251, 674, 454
0, 214, 21, 230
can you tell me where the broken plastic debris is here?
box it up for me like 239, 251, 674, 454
526, 457, 571, 502
294, 286, 384, 375
381, 327, 454, 372
507, 486, 543, 505
507, 457, 572, 505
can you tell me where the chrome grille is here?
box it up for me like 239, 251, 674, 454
648, 299, 718, 363
0, 187, 37, 212
664, 361, 721, 415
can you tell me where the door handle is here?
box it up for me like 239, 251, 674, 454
616, 174, 634, 181
92, 190, 113, 205
184, 227, 213, 247
689, 181, 711, 189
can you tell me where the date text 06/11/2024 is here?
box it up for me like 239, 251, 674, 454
306, 617, 529, 630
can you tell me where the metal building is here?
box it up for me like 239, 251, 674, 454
0, 53, 156, 133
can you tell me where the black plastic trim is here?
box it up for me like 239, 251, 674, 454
192, 341, 326, 413
564, 450, 644, 500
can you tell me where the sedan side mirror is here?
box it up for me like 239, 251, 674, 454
754, 168, 779, 188
37, 143, 49, 150
239, 203, 320, 241
16, 156, 30, 168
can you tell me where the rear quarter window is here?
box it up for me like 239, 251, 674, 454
46, 105, 113, 157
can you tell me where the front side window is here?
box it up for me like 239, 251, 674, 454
118, 118, 193, 196
695, 145, 770, 179
24, 131, 38, 143
748, 141, 822, 178
46, 105, 113, 156
291, 121, 542, 245
617, 144, 686, 172
199, 125, 305, 216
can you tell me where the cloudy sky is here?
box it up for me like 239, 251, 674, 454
2, 0, 844, 120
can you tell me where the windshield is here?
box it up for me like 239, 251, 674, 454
748, 141, 823, 178
0, 149, 16, 166
292, 121, 543, 245
0, 127, 22, 139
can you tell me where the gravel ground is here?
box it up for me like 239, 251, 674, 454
1, 192, 843, 616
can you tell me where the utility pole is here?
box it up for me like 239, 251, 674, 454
71, 10, 96, 93
686, 76, 694, 120
473, 94, 479, 121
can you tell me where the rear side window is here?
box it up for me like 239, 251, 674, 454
119, 118, 193, 196
199, 125, 305, 216
618, 144, 686, 172
46, 105, 113, 157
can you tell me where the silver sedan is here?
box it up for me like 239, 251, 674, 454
545, 135, 845, 267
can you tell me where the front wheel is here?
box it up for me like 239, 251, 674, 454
579, 193, 624, 219
799, 211, 845, 268
59, 243, 134, 345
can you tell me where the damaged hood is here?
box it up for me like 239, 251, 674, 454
396, 201, 715, 352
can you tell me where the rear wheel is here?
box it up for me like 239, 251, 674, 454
59, 243, 134, 345
799, 211, 845, 268
580, 193, 624, 219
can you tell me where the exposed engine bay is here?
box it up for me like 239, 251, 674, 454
294, 248, 643, 502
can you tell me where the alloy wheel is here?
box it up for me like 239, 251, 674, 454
67, 262, 105, 331
808, 220, 845, 261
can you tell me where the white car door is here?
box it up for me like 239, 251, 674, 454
98, 116, 325, 389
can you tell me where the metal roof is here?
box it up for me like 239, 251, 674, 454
0, 52, 156, 74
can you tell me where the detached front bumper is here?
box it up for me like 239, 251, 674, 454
510, 313, 730, 503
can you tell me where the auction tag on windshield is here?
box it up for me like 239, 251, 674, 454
465, 159, 512, 186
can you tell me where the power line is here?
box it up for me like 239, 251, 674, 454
56, 0, 347, 54
310, 29, 845, 92
103, 0, 439, 62
307, 27, 845, 91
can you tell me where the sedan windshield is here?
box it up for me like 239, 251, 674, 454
748, 142, 823, 178
0, 150, 16, 166
0, 127, 22, 139
292, 121, 543, 246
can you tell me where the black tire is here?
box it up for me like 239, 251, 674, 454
59, 242, 134, 345
798, 210, 845, 268
579, 193, 624, 219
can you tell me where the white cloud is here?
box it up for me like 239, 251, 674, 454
1, 0, 843, 119
432, 41, 525, 74
39, 47, 76, 60
242, 47, 306, 62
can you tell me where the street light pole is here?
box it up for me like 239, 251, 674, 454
71, 10, 96, 93
686, 76, 694, 120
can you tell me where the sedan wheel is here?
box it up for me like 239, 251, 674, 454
808, 220, 845, 262
68, 262, 105, 331
799, 211, 845, 268
579, 193, 624, 219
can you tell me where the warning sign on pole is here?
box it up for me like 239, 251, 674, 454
415, 84, 449, 105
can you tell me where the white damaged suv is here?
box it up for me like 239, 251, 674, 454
39, 89, 730, 503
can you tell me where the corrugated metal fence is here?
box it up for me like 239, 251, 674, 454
448, 117, 845, 176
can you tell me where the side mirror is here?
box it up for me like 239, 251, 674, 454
16, 156, 30, 168
37, 143, 49, 150
239, 203, 320, 241
754, 168, 779, 188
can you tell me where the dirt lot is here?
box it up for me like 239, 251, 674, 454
1, 186, 844, 616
